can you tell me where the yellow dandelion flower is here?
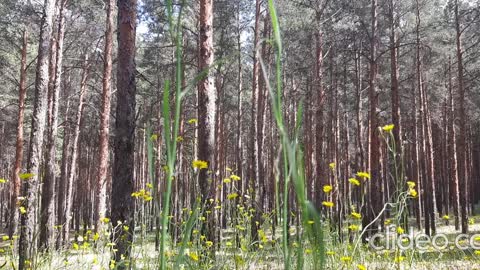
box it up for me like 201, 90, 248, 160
351, 212, 362, 219
19, 206, 27, 214
341, 256, 352, 263
323, 185, 333, 193
230, 174, 241, 181
322, 201, 334, 208
227, 193, 239, 200
2, 236, 9, 241
93, 232, 100, 241
349, 178, 360, 186
394, 256, 405, 263
384, 219, 392, 225
408, 188, 418, 198
205, 241, 214, 248
176, 136, 184, 142
101, 217, 110, 223
382, 124, 395, 132
396, 226, 404, 234
192, 160, 208, 169
223, 178, 231, 184
407, 181, 415, 189
357, 264, 367, 270
329, 162, 336, 170
19, 173, 35, 180
348, 224, 360, 231
189, 252, 199, 261
442, 215, 450, 220
356, 171, 371, 180
188, 118, 198, 124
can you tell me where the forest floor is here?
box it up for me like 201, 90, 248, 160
1, 220, 480, 269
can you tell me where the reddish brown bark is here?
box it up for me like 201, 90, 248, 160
95, 0, 114, 233
9, 30, 28, 238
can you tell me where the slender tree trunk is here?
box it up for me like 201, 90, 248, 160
9, 30, 28, 238
454, 0, 468, 233
95, 0, 114, 233
363, 0, 381, 241
198, 0, 216, 243
40, 0, 68, 250
111, 0, 137, 265
19, 0, 56, 268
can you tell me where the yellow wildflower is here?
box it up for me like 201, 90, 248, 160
382, 124, 395, 132
409, 189, 418, 198
2, 236, 9, 241
192, 160, 208, 169
307, 220, 315, 225
19, 173, 35, 180
146, 183, 153, 189
341, 256, 352, 263
205, 241, 214, 248
394, 256, 405, 263
349, 178, 360, 186
0, 178, 8, 184
326, 250, 335, 256
322, 201, 334, 208
442, 215, 450, 220
348, 224, 360, 231
101, 217, 110, 223
227, 193, 239, 200
357, 264, 367, 270
351, 212, 362, 219
230, 174, 241, 181
323, 185, 333, 193
407, 181, 415, 189
188, 118, 198, 124
223, 178, 231, 184
189, 252, 199, 261
329, 162, 336, 170
356, 171, 371, 180
19, 206, 26, 214
176, 136, 184, 142
397, 226, 404, 234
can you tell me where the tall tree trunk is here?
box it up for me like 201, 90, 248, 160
454, 0, 468, 234
388, 0, 401, 152
18, 0, 56, 268
9, 30, 28, 238
111, 0, 137, 265
363, 0, 381, 241
40, 0, 68, 250
198, 0, 216, 243
95, 0, 114, 233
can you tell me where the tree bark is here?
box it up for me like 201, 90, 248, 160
95, 0, 114, 233
40, 0, 68, 250
19, 0, 56, 268
9, 30, 28, 238
198, 0, 216, 243
111, 0, 137, 265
